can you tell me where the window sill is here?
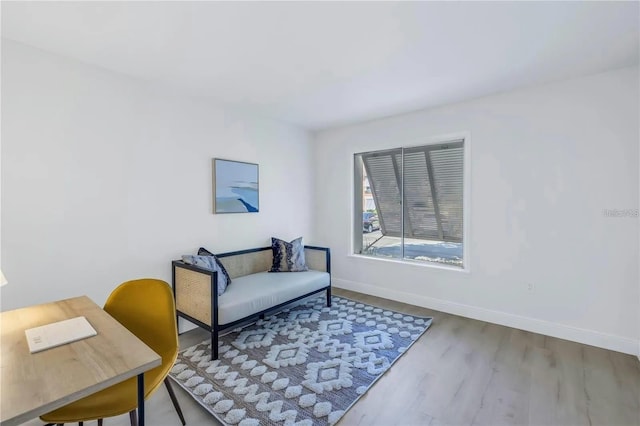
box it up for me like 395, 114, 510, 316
347, 253, 470, 273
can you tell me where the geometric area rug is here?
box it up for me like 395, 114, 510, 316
169, 295, 432, 426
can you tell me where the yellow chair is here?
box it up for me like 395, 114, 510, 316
41, 279, 186, 426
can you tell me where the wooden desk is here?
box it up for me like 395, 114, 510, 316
1, 296, 161, 426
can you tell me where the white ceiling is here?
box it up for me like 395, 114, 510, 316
2, 1, 638, 130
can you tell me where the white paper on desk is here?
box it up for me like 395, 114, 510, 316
25, 316, 97, 353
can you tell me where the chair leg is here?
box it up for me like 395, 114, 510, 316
164, 378, 186, 425
129, 410, 137, 426
326, 287, 332, 307
98, 420, 103, 426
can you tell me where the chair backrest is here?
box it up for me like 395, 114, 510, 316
104, 279, 178, 390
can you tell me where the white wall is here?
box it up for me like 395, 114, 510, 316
314, 66, 640, 355
1, 40, 315, 311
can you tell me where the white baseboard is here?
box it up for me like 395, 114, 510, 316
333, 278, 639, 356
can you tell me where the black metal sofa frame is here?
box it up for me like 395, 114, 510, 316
172, 245, 331, 360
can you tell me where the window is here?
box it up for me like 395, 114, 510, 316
354, 139, 465, 268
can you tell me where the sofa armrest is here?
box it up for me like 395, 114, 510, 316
304, 246, 331, 273
172, 260, 218, 327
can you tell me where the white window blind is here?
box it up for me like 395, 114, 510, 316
361, 140, 464, 243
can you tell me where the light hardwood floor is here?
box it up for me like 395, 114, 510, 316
24, 288, 640, 426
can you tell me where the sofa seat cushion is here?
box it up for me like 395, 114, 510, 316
218, 270, 330, 325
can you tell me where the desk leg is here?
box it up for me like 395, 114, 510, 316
138, 373, 145, 426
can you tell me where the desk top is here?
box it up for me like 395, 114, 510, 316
1, 296, 162, 426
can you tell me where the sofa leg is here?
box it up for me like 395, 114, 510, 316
211, 328, 219, 360
326, 287, 332, 307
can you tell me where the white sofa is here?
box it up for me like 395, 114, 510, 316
172, 245, 331, 359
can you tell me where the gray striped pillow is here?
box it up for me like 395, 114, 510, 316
269, 237, 308, 272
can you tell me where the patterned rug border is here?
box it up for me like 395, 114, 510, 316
170, 294, 433, 426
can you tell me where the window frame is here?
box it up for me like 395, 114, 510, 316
350, 132, 471, 273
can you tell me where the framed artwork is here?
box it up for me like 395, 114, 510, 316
213, 158, 259, 213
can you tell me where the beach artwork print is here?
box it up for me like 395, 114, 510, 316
213, 159, 259, 213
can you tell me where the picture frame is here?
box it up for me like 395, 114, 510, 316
213, 158, 259, 214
